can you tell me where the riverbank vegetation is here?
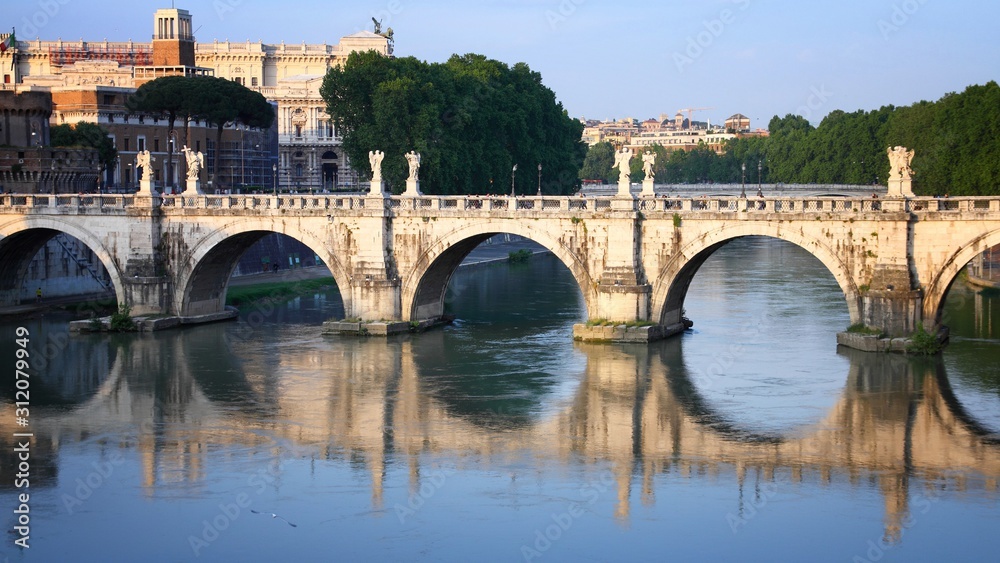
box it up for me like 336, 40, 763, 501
225, 277, 336, 307
582, 82, 1000, 196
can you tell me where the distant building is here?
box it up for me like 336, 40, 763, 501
725, 113, 751, 132
0, 90, 101, 193
581, 109, 757, 154
0, 6, 391, 192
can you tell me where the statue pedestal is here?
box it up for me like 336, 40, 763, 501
137, 179, 156, 196
616, 178, 633, 199
641, 178, 655, 197
187, 178, 205, 195
887, 177, 914, 198
404, 178, 422, 197
370, 179, 388, 197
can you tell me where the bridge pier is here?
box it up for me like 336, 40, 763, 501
122, 195, 171, 315
344, 194, 402, 322
574, 196, 681, 343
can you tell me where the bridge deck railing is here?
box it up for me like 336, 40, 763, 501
1, 193, 998, 216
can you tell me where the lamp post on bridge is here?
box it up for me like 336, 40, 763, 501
740, 162, 746, 198
537, 163, 542, 196
757, 160, 762, 194
511, 164, 517, 197
272, 163, 277, 196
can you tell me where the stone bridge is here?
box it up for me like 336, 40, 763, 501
1, 188, 999, 340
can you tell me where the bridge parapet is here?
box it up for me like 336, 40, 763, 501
4, 192, 998, 220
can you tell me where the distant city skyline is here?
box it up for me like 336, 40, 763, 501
8, 0, 999, 127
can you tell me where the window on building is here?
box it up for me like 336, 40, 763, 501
138, 137, 146, 152
124, 138, 130, 151
195, 140, 201, 152
103, 94, 114, 105
154, 139, 160, 152
251, 77, 258, 87
295, 164, 303, 177
325, 121, 335, 138
294, 125, 302, 138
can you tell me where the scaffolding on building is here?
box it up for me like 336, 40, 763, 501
48, 45, 153, 67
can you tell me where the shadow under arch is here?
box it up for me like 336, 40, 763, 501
651, 226, 861, 328
0, 217, 125, 306
923, 227, 1000, 326
651, 337, 785, 444
174, 221, 351, 316
403, 220, 597, 321
929, 358, 1000, 445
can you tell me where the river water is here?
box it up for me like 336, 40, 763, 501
1, 236, 998, 562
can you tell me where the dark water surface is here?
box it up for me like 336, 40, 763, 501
1, 236, 998, 562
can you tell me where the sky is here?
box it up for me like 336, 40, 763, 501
9, 0, 1000, 128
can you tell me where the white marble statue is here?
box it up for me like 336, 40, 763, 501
887, 146, 914, 181
406, 151, 421, 182
641, 151, 656, 180
369, 150, 385, 183
182, 145, 204, 181
612, 147, 633, 183
136, 150, 155, 182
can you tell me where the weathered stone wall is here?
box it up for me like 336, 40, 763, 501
2, 194, 999, 339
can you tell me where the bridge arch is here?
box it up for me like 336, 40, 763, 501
0, 216, 125, 306
651, 223, 862, 327
923, 228, 1000, 327
173, 219, 351, 316
402, 220, 597, 322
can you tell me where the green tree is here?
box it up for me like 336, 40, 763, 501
580, 142, 615, 183
127, 76, 190, 188
50, 122, 118, 176
127, 76, 274, 189
321, 51, 585, 195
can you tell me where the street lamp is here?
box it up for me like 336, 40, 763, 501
511, 164, 517, 196
272, 163, 277, 196
240, 126, 245, 189
537, 163, 542, 196
168, 129, 177, 192
757, 160, 762, 194
50, 161, 56, 195
740, 162, 746, 198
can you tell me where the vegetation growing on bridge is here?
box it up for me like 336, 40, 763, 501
582, 82, 1000, 195
320, 51, 586, 195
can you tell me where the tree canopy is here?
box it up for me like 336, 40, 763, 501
50, 122, 117, 172
580, 81, 1000, 195
127, 76, 274, 186
321, 51, 586, 195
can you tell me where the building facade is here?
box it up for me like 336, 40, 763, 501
0, 8, 390, 192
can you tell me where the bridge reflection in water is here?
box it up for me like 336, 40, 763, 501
3, 322, 998, 545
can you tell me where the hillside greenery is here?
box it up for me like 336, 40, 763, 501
582, 82, 1000, 195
